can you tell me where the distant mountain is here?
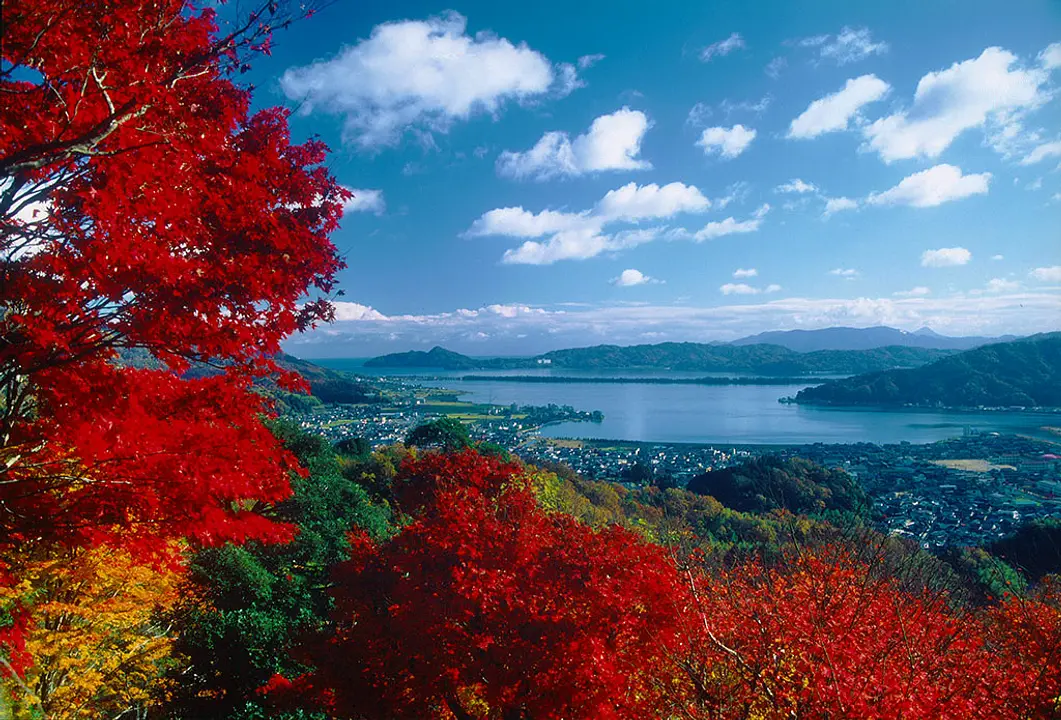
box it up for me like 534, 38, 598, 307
363, 346, 483, 370
365, 342, 955, 376
730, 326, 1014, 352
793, 333, 1061, 409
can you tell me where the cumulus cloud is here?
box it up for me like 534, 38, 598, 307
814, 27, 889, 65
1041, 43, 1061, 70
696, 125, 757, 158
501, 227, 658, 266
341, 188, 385, 215
469, 185, 769, 264
331, 302, 389, 321
497, 108, 651, 179
733, 268, 758, 278
700, 33, 745, 61
465, 207, 593, 237
720, 283, 760, 295
596, 182, 710, 221
862, 47, 1051, 162
687, 204, 770, 242
1030, 266, 1061, 282
921, 247, 972, 267
776, 179, 817, 194
822, 196, 859, 218
720, 282, 781, 295
1020, 140, 1061, 165
986, 278, 1021, 293
469, 182, 711, 265
612, 268, 659, 286
788, 75, 890, 139
280, 12, 570, 148
866, 164, 991, 208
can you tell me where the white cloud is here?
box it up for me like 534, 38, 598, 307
866, 164, 991, 208
697, 125, 756, 158
817, 27, 889, 65
714, 182, 751, 209
1040, 42, 1061, 70
497, 108, 651, 179
1020, 140, 1061, 165
830, 268, 860, 277
765, 57, 787, 79
280, 12, 572, 148
719, 96, 773, 116
986, 278, 1021, 293
691, 204, 770, 241
776, 179, 817, 194
685, 102, 712, 128
341, 188, 385, 215
331, 302, 388, 321
470, 182, 711, 265
893, 287, 931, 297
501, 226, 659, 265
822, 196, 859, 217
720, 282, 760, 295
992, 255, 1005, 261
578, 53, 605, 69
612, 268, 659, 286
1030, 266, 1061, 282
788, 75, 890, 139
720, 282, 781, 295
700, 33, 745, 61
596, 182, 710, 221
465, 207, 592, 237
733, 268, 758, 278
862, 47, 1050, 162
921, 247, 972, 267
291, 290, 1061, 354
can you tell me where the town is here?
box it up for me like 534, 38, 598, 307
290, 377, 1061, 550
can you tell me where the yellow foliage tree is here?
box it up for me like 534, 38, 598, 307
0, 545, 179, 719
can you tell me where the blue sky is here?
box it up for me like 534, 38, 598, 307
256, 0, 1061, 357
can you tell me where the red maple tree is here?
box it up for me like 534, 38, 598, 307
0, 0, 344, 554
301, 451, 692, 719
675, 545, 1047, 719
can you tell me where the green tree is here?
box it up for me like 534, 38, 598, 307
405, 417, 471, 452
164, 422, 390, 718
334, 436, 371, 459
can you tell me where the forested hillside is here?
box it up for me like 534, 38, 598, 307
366, 342, 953, 375
794, 334, 1061, 408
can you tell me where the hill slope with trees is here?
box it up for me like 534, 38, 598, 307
793, 333, 1061, 408
365, 342, 953, 376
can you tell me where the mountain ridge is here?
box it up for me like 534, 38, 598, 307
729, 326, 1015, 352
792, 333, 1061, 408
364, 341, 956, 376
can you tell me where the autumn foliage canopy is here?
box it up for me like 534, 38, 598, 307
2, 1, 1061, 718
0, 0, 344, 554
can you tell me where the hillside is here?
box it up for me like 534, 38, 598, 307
115, 348, 381, 405
730, 326, 1013, 352
363, 345, 483, 370
365, 342, 954, 376
793, 333, 1061, 408
276, 353, 383, 405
